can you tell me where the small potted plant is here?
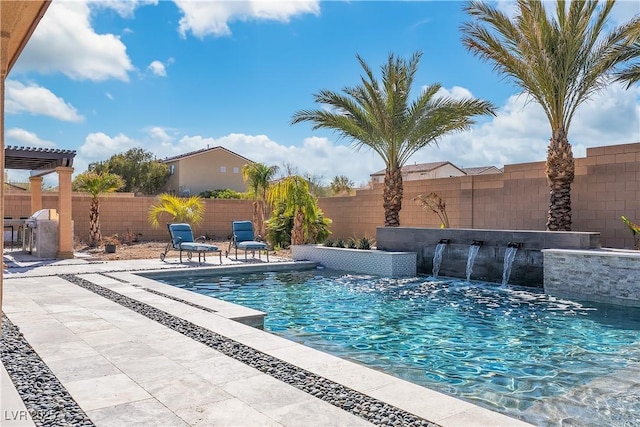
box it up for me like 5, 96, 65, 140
103, 234, 119, 253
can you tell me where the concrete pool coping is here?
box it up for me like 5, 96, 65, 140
2, 255, 531, 427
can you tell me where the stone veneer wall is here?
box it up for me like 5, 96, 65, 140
543, 249, 640, 307
291, 245, 417, 277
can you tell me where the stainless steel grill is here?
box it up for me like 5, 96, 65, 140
22, 209, 59, 257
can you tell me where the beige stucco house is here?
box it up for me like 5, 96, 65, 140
162, 146, 253, 196
370, 161, 502, 184
370, 161, 467, 184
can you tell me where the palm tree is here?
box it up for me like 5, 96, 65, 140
73, 171, 125, 246
242, 162, 279, 237
462, 0, 640, 230
291, 52, 495, 227
267, 175, 323, 245
148, 193, 205, 227
615, 41, 640, 88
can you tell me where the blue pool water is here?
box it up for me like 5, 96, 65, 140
156, 269, 640, 426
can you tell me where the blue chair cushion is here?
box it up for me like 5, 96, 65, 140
179, 242, 219, 252
237, 241, 267, 250
232, 221, 256, 243
168, 223, 195, 247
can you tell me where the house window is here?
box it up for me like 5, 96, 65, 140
169, 165, 175, 175
220, 166, 226, 173
233, 167, 239, 174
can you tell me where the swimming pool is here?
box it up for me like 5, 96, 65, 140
156, 269, 640, 426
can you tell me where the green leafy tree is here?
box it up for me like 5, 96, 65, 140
73, 171, 125, 246
266, 175, 331, 245
292, 52, 495, 227
242, 162, 279, 237
330, 175, 354, 196
148, 193, 205, 227
462, 0, 640, 230
89, 147, 169, 195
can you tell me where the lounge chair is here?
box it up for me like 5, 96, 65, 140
161, 223, 222, 264
228, 220, 269, 262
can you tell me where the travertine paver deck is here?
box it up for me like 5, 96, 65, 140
1, 252, 532, 427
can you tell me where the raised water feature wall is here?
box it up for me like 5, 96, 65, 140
376, 227, 601, 286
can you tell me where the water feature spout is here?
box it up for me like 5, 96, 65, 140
502, 245, 519, 286
466, 243, 482, 281
432, 240, 449, 277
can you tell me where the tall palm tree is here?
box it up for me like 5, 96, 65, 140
267, 175, 321, 245
462, 0, 640, 230
291, 52, 495, 227
73, 171, 125, 246
615, 41, 640, 88
148, 193, 205, 227
242, 162, 279, 237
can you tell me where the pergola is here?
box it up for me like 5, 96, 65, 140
5, 146, 76, 258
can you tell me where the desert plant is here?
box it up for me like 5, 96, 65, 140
357, 236, 374, 250
148, 193, 205, 227
334, 239, 345, 248
621, 215, 640, 249
73, 171, 125, 246
347, 238, 358, 249
413, 193, 450, 228
323, 239, 334, 247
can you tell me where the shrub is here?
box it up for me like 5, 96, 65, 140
347, 238, 358, 249
357, 236, 374, 250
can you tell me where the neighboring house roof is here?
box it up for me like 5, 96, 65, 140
161, 146, 254, 164
462, 166, 503, 175
370, 161, 463, 177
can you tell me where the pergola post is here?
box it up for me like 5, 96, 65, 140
29, 175, 43, 213
56, 166, 74, 259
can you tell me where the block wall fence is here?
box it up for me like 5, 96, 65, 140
3, 143, 639, 248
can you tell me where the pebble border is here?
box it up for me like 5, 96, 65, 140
1, 315, 94, 427
61, 274, 439, 427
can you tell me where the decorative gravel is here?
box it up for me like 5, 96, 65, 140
1, 315, 94, 427
60, 274, 439, 427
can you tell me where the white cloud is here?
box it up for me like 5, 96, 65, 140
174, 0, 320, 38
78, 132, 138, 162
148, 60, 167, 77
90, 0, 158, 18
5, 80, 84, 122
15, 1, 134, 81
406, 83, 640, 169
69, 83, 639, 187
5, 128, 57, 148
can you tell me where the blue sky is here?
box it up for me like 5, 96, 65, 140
5, 0, 640, 187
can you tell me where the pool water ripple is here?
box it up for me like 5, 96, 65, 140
162, 269, 640, 426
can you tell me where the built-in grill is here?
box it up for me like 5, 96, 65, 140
22, 209, 59, 258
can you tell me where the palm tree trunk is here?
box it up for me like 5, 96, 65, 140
89, 197, 101, 246
291, 210, 305, 245
383, 167, 403, 227
545, 130, 575, 231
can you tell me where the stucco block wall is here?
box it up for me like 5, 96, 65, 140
4, 193, 254, 242
318, 142, 640, 249
5, 142, 638, 249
